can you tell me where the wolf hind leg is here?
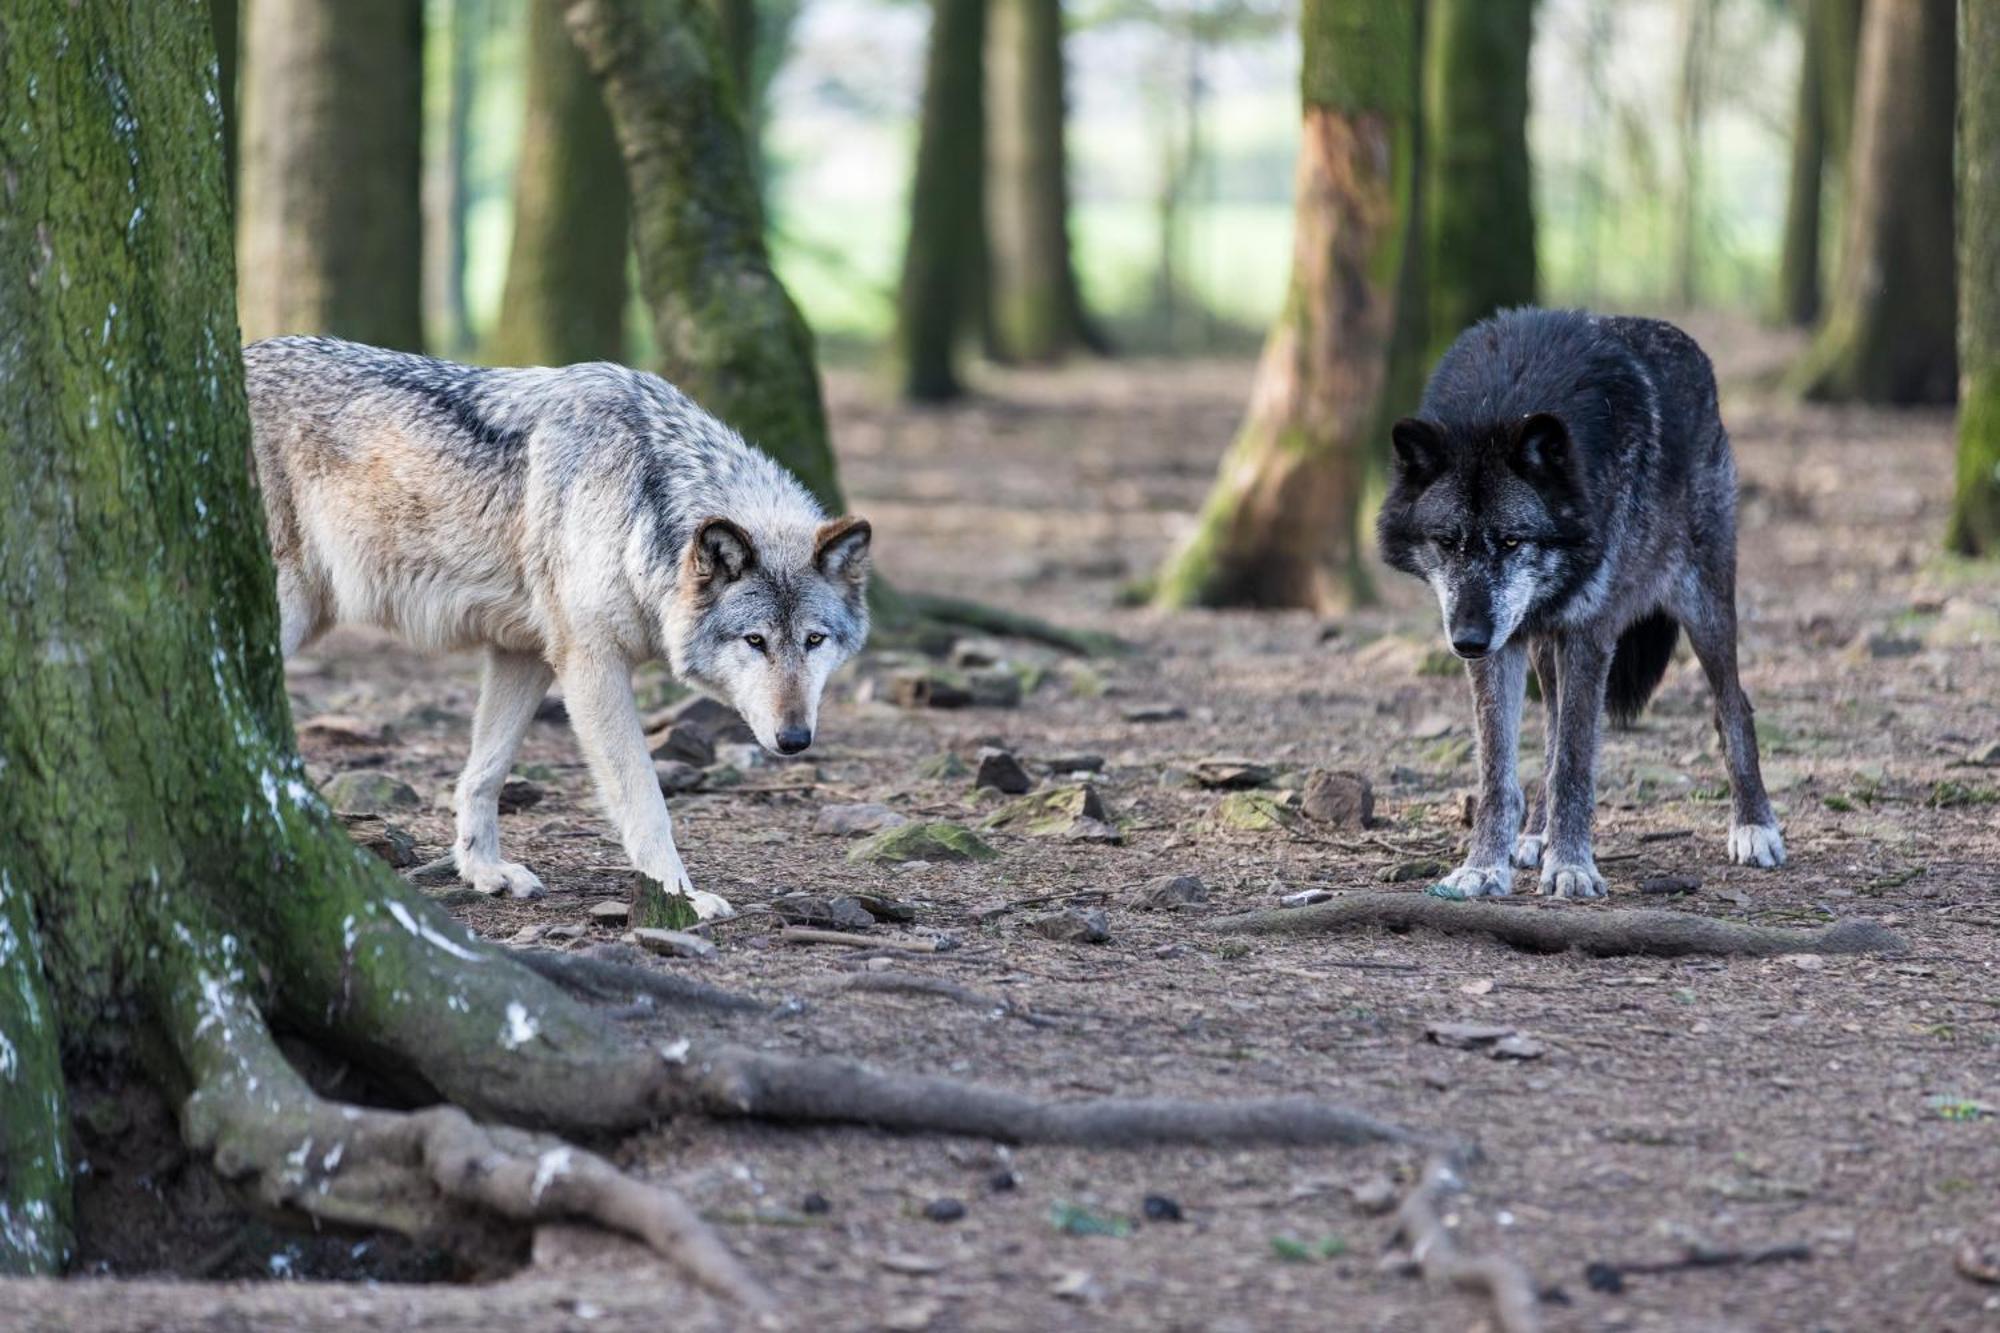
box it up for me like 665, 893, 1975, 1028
276, 563, 328, 658
558, 649, 735, 921
1514, 637, 1559, 869
1676, 570, 1785, 868
454, 650, 556, 899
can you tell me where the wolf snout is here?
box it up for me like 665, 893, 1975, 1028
774, 724, 813, 755
1450, 633, 1490, 660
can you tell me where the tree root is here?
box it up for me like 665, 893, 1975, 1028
1211, 893, 1908, 958
891, 590, 1127, 657
509, 946, 764, 1012
162, 949, 768, 1308
1390, 1157, 1541, 1333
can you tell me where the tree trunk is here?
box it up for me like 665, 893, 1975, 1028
210, 0, 238, 208
490, 0, 632, 367
986, 0, 1097, 362
566, 0, 843, 511
236, 0, 425, 349
1672, 0, 1716, 309
1776, 0, 1864, 326
1152, 0, 1417, 611
1792, 0, 1957, 404
894, 0, 989, 401
1422, 0, 1535, 359
424, 0, 480, 358
1949, 0, 2000, 554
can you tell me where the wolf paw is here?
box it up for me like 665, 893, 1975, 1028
1439, 864, 1514, 898
648, 851, 736, 921
1511, 833, 1546, 869
1540, 860, 1607, 899
1728, 822, 1787, 868
461, 858, 546, 900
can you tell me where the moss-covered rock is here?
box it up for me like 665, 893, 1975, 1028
982, 785, 1111, 837
1211, 792, 1297, 832
849, 821, 998, 864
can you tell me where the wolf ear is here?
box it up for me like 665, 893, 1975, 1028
814, 515, 872, 586
689, 517, 756, 584
1509, 413, 1573, 480
1389, 418, 1447, 484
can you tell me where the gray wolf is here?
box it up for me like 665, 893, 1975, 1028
245, 336, 872, 919
1376, 308, 1783, 898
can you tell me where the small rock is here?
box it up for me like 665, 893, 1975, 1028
915, 751, 971, 781
983, 784, 1112, 837
849, 822, 998, 865
923, 1198, 967, 1223
801, 1192, 832, 1215
298, 714, 393, 746
1050, 1269, 1103, 1303
771, 893, 877, 931
497, 775, 544, 814
1855, 631, 1922, 660
650, 694, 756, 745
647, 723, 715, 768
1379, 858, 1448, 884
1190, 757, 1275, 790
1638, 874, 1701, 896
884, 1300, 941, 1332
1281, 888, 1333, 908
989, 1169, 1019, 1193
1424, 1021, 1517, 1049
343, 816, 418, 868
655, 760, 704, 794
1348, 1175, 1398, 1215
508, 923, 549, 945
950, 637, 1007, 668
1064, 816, 1125, 845
1141, 1195, 1183, 1222
1300, 770, 1374, 828
1490, 1034, 1546, 1061
890, 670, 974, 710
1967, 740, 2000, 767
975, 747, 1034, 795
1211, 791, 1295, 832
588, 900, 630, 925
543, 923, 587, 941
323, 769, 422, 816
1042, 753, 1105, 773
1409, 712, 1457, 740
1781, 953, 1826, 971
847, 892, 919, 923
877, 1252, 946, 1276
1027, 907, 1110, 945
966, 668, 1023, 709
812, 802, 910, 836
1132, 874, 1209, 910
1122, 702, 1187, 723
631, 927, 717, 959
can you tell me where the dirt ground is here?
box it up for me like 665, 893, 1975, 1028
12, 317, 2000, 1332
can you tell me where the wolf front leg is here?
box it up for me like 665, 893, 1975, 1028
1514, 636, 1560, 869
454, 650, 556, 899
557, 649, 735, 921
1678, 572, 1786, 868
1440, 643, 1528, 898
1541, 633, 1613, 898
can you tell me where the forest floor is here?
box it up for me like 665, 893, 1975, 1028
12, 317, 2000, 1332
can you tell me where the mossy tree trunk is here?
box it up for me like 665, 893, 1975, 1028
490, 0, 632, 367
1791, 0, 1957, 404
986, 0, 1097, 362
1949, 0, 2000, 555
1422, 0, 1534, 360
1776, 0, 1864, 327
567, 0, 843, 510
895, 0, 989, 401
1152, 0, 1417, 611
210, 0, 238, 208
236, 0, 425, 349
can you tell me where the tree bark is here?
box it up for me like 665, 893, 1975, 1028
1672, 0, 1716, 309
236, 0, 425, 349
1949, 0, 2000, 554
1791, 0, 1957, 404
1152, 0, 1417, 611
424, 0, 481, 358
210, 0, 239, 209
566, 0, 844, 510
1776, 0, 1864, 326
986, 0, 1097, 362
1422, 0, 1535, 359
895, 0, 989, 401
490, 0, 632, 367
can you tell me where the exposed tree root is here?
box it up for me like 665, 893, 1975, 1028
1390, 1157, 1541, 1333
801, 969, 1060, 1027
509, 946, 764, 1012
1211, 893, 1908, 958
892, 589, 1128, 657
163, 949, 768, 1309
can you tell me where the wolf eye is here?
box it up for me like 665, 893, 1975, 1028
1502, 537, 1522, 549
744, 634, 766, 651
805, 632, 826, 648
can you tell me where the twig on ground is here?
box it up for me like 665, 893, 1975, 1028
780, 927, 953, 953
510, 948, 765, 1011
801, 970, 1059, 1027
1211, 892, 1908, 957
1390, 1157, 1541, 1333
1585, 1242, 1812, 1293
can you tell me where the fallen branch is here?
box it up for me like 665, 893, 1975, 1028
802, 970, 1059, 1027
1391, 1157, 1541, 1333
1585, 1241, 1811, 1293
509, 948, 764, 1012
779, 927, 953, 953
1211, 893, 1907, 958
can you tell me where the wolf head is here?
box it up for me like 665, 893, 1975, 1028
1376, 412, 1590, 659
669, 514, 872, 755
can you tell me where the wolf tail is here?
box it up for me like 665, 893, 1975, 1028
1605, 612, 1680, 728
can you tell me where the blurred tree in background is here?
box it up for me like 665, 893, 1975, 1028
1153, 0, 1417, 610
1790, 0, 1956, 404
237, 0, 425, 349
1775, 0, 1861, 327
490, 0, 632, 365
1951, 0, 2000, 556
